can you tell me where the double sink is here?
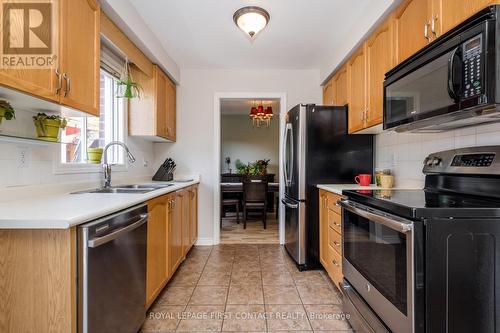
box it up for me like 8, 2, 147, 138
73, 183, 174, 194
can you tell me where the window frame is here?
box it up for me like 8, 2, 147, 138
53, 70, 129, 175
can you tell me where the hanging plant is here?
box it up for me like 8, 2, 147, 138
0, 100, 15, 125
116, 60, 142, 99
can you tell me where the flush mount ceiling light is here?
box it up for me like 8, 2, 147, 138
233, 6, 270, 39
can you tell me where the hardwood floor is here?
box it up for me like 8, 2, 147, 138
220, 213, 279, 244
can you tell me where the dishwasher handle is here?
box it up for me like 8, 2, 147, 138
88, 213, 148, 248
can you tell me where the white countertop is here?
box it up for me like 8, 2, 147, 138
317, 183, 420, 195
0, 178, 200, 229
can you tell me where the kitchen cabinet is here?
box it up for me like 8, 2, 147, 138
393, 0, 430, 64
322, 78, 334, 105
332, 65, 348, 106
366, 18, 394, 128
129, 65, 177, 142
181, 189, 191, 256
319, 190, 344, 289
347, 46, 367, 133
146, 195, 169, 308
0, 0, 100, 116
169, 191, 183, 273
189, 185, 198, 248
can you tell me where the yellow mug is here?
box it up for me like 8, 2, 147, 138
379, 174, 394, 188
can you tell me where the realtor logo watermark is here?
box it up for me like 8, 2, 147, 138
1, 0, 57, 68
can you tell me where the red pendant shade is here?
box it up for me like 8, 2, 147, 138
265, 106, 273, 116
249, 102, 274, 127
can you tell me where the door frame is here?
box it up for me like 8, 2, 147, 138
213, 92, 287, 245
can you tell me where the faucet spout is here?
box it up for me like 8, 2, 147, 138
102, 141, 136, 188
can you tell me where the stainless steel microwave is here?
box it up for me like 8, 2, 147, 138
384, 6, 500, 132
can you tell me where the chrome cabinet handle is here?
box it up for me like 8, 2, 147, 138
55, 68, 62, 95
424, 21, 430, 41
88, 214, 148, 248
333, 222, 341, 227
63, 73, 70, 97
431, 14, 438, 37
332, 259, 340, 267
333, 241, 340, 247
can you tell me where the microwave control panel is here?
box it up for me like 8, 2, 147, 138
463, 35, 483, 99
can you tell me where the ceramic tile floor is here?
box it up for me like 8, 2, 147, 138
140, 244, 353, 332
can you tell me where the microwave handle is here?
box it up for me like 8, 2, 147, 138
447, 46, 460, 102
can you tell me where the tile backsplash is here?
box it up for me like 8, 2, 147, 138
375, 122, 500, 187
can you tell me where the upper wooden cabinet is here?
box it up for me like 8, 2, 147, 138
59, 0, 100, 116
333, 65, 348, 106
0, 0, 100, 116
394, 0, 430, 64
347, 46, 367, 133
366, 18, 394, 128
129, 65, 177, 142
322, 79, 334, 105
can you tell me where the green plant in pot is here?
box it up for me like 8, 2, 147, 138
87, 139, 103, 164
33, 113, 67, 142
0, 100, 15, 126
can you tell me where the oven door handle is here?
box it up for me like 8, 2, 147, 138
339, 200, 413, 233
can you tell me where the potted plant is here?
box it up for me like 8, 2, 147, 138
87, 139, 103, 164
33, 113, 67, 142
116, 61, 141, 99
0, 100, 15, 125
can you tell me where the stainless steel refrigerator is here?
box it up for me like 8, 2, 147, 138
282, 104, 373, 270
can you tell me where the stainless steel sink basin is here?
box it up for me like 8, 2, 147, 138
115, 183, 173, 189
71, 183, 173, 194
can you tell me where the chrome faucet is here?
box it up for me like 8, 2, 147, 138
102, 141, 136, 188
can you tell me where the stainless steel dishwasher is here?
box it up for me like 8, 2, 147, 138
78, 204, 148, 333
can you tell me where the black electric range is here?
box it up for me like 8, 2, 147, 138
339, 146, 500, 333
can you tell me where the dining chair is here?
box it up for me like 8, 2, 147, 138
221, 198, 240, 228
242, 177, 268, 229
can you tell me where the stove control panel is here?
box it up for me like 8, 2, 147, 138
451, 153, 495, 167
423, 147, 500, 175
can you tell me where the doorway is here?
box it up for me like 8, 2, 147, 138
213, 92, 287, 245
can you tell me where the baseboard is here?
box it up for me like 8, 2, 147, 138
195, 238, 213, 246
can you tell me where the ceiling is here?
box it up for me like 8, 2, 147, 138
129, 0, 383, 70
221, 98, 280, 115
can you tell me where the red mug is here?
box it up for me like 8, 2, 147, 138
355, 174, 372, 186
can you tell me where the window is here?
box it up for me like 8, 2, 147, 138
60, 70, 125, 167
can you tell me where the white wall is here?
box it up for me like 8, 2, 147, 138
375, 123, 500, 187
154, 68, 321, 243
221, 115, 279, 175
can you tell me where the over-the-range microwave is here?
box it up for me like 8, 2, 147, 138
384, 6, 500, 132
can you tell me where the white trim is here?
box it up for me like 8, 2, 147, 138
213, 92, 287, 246
195, 237, 214, 246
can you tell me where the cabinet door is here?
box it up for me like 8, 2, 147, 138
129, 65, 155, 136
366, 18, 394, 128
165, 77, 176, 141
189, 186, 198, 247
322, 79, 334, 105
169, 192, 183, 273
434, 0, 493, 36
347, 46, 367, 134
146, 196, 168, 307
394, 0, 430, 64
59, 0, 100, 116
154, 66, 168, 139
181, 189, 191, 256
319, 190, 329, 268
333, 66, 348, 106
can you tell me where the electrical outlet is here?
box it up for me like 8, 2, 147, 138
17, 147, 30, 168
143, 158, 149, 168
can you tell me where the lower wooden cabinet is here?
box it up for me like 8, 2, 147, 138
319, 190, 344, 289
145, 185, 198, 308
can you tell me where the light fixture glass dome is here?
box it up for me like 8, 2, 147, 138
233, 6, 270, 39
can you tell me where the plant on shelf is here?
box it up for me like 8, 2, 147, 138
235, 159, 249, 175
235, 159, 271, 176
33, 113, 67, 142
116, 60, 141, 99
0, 100, 15, 125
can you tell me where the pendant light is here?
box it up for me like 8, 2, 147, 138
233, 6, 270, 39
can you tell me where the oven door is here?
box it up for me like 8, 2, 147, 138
340, 200, 414, 333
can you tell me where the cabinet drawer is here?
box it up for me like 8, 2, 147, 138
328, 227, 342, 255
328, 209, 342, 234
328, 244, 343, 289
326, 192, 342, 214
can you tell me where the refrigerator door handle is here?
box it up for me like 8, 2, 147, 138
281, 198, 299, 209
283, 123, 293, 187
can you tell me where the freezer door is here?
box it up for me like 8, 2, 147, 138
283, 105, 306, 200
283, 196, 306, 265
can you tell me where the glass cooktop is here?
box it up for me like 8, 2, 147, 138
343, 189, 500, 219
